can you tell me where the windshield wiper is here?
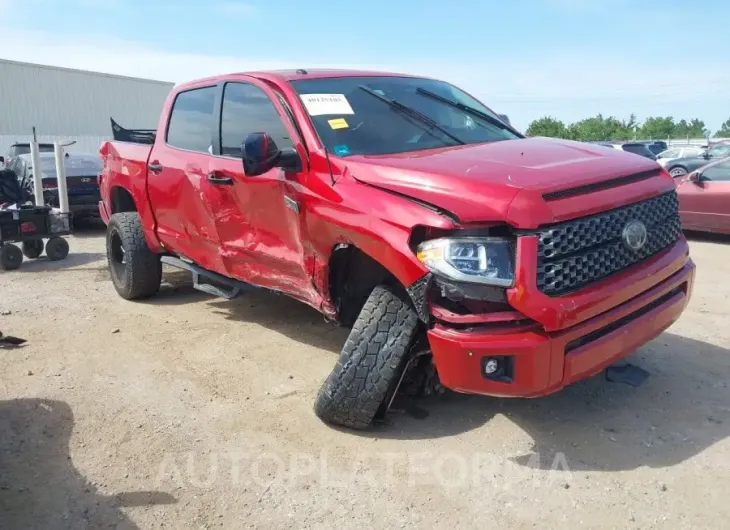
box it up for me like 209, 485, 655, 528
415, 88, 517, 134
358, 85, 465, 146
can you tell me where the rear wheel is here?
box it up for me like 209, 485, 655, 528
106, 212, 161, 300
22, 240, 44, 259
314, 285, 421, 429
0, 244, 23, 270
45, 237, 69, 261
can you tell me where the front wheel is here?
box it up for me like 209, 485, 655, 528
314, 285, 421, 429
669, 166, 688, 178
106, 212, 161, 300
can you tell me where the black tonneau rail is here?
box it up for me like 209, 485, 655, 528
110, 118, 156, 145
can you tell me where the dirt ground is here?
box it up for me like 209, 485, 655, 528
1, 225, 729, 529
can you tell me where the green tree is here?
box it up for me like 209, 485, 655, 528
570, 114, 631, 141
525, 114, 714, 140
526, 116, 568, 138
639, 117, 676, 139
675, 118, 708, 138
714, 118, 730, 138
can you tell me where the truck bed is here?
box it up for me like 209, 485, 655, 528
98, 140, 154, 225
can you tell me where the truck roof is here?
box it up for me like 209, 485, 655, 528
176, 69, 423, 91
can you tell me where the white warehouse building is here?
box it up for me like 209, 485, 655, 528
0, 58, 173, 155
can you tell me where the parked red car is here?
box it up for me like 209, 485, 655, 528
677, 156, 730, 235
98, 69, 695, 430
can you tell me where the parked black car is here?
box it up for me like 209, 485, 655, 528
637, 140, 668, 156
612, 142, 658, 160
7, 152, 102, 218
585, 141, 657, 159
664, 142, 730, 177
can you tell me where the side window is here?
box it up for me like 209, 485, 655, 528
702, 160, 730, 182
659, 149, 679, 159
166, 86, 217, 153
220, 82, 293, 158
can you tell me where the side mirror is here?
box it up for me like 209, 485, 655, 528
0, 156, 4, 164
241, 132, 301, 177
703, 152, 711, 159
687, 171, 701, 184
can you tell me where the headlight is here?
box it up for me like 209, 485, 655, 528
416, 237, 514, 287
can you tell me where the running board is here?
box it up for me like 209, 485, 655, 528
160, 256, 255, 300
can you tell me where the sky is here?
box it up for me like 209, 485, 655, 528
0, 0, 728, 133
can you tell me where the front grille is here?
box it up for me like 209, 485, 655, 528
535, 191, 681, 296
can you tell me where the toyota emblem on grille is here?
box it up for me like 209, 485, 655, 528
81, 178, 92, 183
622, 220, 648, 251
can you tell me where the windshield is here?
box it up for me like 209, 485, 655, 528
34, 156, 102, 179
12, 144, 55, 156
622, 143, 656, 159
645, 143, 665, 155
290, 76, 521, 157
708, 143, 730, 158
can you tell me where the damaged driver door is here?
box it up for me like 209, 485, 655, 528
205, 78, 315, 304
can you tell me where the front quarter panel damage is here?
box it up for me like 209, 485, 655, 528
304, 174, 456, 314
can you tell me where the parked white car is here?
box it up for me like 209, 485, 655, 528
656, 146, 706, 167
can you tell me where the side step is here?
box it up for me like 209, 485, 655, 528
160, 256, 255, 300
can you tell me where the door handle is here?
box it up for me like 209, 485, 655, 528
148, 162, 163, 173
207, 172, 233, 185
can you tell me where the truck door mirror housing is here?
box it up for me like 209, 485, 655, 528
241, 132, 302, 177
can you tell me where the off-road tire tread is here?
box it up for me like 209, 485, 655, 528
314, 285, 419, 429
107, 212, 161, 300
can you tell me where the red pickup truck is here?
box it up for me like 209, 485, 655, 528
99, 69, 695, 429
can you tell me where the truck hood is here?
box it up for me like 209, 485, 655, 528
343, 137, 668, 227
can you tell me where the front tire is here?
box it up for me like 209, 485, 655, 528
669, 166, 688, 178
106, 212, 161, 300
314, 285, 420, 429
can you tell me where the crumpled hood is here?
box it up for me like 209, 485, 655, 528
344, 137, 665, 226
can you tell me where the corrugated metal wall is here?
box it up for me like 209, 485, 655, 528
0, 59, 173, 154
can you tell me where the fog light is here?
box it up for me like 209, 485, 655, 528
484, 358, 500, 375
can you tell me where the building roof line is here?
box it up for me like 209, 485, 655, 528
0, 57, 174, 86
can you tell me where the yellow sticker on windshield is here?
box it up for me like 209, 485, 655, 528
328, 118, 349, 130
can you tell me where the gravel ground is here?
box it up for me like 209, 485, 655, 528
1, 225, 729, 529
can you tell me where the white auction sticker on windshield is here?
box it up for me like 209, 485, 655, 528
300, 94, 354, 116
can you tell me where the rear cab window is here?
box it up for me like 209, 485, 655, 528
166, 86, 217, 153
289, 76, 520, 157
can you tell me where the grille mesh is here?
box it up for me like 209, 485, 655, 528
536, 192, 681, 296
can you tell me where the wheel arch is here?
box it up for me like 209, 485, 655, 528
110, 185, 138, 214
325, 242, 430, 326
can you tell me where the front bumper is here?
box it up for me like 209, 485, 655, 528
427, 251, 695, 398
